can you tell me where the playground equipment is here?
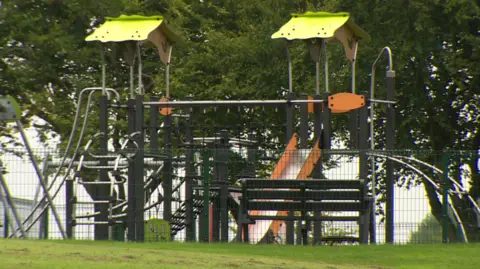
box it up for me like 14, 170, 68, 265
1, 11, 478, 244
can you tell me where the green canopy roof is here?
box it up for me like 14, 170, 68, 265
271, 11, 370, 41
85, 15, 182, 44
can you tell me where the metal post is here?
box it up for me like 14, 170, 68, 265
0, 173, 26, 238
218, 130, 229, 242
442, 153, 450, 243
298, 93, 308, 245
184, 96, 195, 241
163, 108, 173, 225
200, 150, 211, 242
66, 177, 74, 238
286, 42, 293, 93
150, 96, 159, 154
127, 98, 136, 242
385, 69, 396, 244
322, 93, 332, 151
135, 95, 145, 242
97, 95, 109, 240
313, 93, 323, 245
358, 93, 369, 244
285, 92, 295, 245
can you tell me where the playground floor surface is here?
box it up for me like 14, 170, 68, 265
1, 239, 478, 269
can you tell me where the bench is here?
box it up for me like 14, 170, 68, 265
238, 178, 372, 245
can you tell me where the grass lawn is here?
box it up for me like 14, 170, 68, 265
0, 239, 478, 269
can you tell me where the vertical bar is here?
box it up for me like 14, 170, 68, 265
0, 173, 26, 238
96, 95, 109, 240
313, 94, 323, 245
127, 98, 136, 242
219, 130, 229, 242
163, 112, 173, 224
298, 93, 308, 245
349, 110, 358, 149
358, 93, 369, 244
385, 70, 396, 244
135, 95, 145, 242
212, 197, 220, 242
200, 150, 210, 242
40, 174, 49, 239
442, 153, 450, 243
66, 178, 74, 238
322, 93, 331, 150
299, 93, 308, 148
247, 133, 256, 177
285, 92, 295, 245
149, 96, 159, 154
184, 96, 195, 241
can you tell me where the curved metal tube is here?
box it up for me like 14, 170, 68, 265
370, 153, 469, 241
9, 88, 118, 237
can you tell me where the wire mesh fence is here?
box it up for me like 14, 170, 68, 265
0, 147, 479, 245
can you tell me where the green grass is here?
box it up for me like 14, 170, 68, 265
1, 239, 478, 269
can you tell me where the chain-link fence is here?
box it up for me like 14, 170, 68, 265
1, 147, 479, 245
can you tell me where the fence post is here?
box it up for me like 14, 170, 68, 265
200, 149, 211, 242
441, 152, 450, 244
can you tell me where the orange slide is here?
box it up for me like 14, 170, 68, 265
246, 133, 322, 244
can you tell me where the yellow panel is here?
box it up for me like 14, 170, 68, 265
271, 11, 350, 40
86, 15, 166, 43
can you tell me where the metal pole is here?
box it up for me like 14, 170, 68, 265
358, 93, 369, 244
385, 67, 396, 244
17, 121, 66, 239
0, 176, 20, 238
286, 42, 293, 93
126, 98, 136, 242
184, 96, 195, 241
145, 99, 326, 107
370, 46, 394, 244
130, 66, 135, 99
201, 149, 210, 242
97, 95, 110, 240
134, 94, 145, 242
0, 172, 27, 238
323, 39, 329, 93
137, 43, 143, 95
166, 45, 173, 98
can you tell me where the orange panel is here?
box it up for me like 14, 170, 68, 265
308, 96, 314, 113
328, 92, 365, 114
157, 97, 173, 116
270, 139, 322, 235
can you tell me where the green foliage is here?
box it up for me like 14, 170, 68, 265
409, 214, 442, 244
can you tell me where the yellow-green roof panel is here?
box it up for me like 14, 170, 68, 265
272, 11, 351, 40
85, 14, 181, 43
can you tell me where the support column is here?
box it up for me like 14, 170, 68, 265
358, 93, 369, 244
385, 70, 396, 244
127, 98, 136, 242
218, 130, 230, 242
298, 93, 309, 245
66, 177, 74, 239
163, 108, 173, 225
95, 95, 109, 240
149, 96, 159, 154
184, 96, 195, 241
285, 92, 295, 245
200, 150, 211, 242
312, 93, 323, 245
134, 95, 145, 242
